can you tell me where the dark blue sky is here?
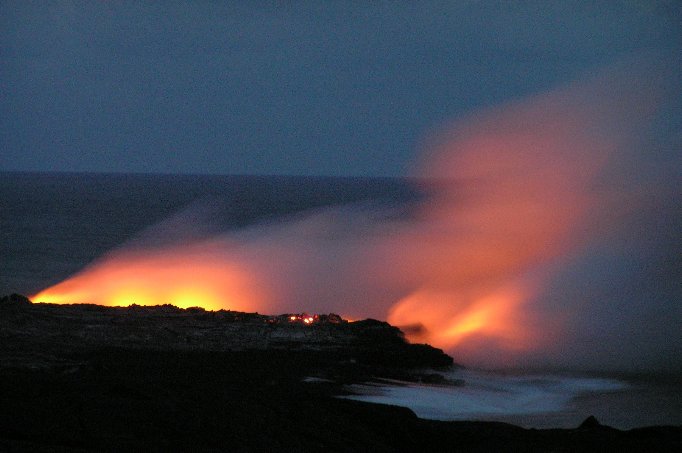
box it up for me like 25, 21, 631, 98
1, 1, 680, 176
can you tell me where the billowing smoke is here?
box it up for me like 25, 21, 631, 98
34, 58, 681, 372
382, 60, 680, 371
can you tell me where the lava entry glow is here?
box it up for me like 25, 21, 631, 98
380, 95, 613, 358
32, 240, 264, 311
389, 285, 530, 351
379, 63, 666, 366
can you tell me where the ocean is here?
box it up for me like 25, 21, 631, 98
342, 369, 682, 430
0, 171, 415, 297
1, 171, 680, 429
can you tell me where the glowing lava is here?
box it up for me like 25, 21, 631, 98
32, 240, 264, 311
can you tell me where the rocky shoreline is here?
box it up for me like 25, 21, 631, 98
1, 294, 680, 452
0, 293, 453, 383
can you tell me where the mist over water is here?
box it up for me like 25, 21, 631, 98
32, 60, 681, 373
343, 368, 682, 429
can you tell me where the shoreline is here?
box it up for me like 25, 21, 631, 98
2, 294, 680, 451
340, 368, 682, 430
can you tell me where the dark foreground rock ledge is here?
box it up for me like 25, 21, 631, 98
1, 294, 681, 452
0, 293, 453, 377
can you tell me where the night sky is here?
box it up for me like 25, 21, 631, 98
1, 1, 680, 177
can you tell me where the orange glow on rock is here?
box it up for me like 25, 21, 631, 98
32, 240, 265, 312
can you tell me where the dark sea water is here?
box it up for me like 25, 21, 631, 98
343, 369, 682, 430
0, 171, 414, 296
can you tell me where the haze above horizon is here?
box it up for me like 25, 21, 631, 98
2, 1, 680, 177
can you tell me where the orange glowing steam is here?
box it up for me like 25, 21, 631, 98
382, 69, 656, 364
32, 240, 264, 311
389, 284, 530, 350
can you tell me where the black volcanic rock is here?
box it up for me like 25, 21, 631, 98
0, 294, 454, 374
0, 293, 31, 307
1, 294, 680, 452
580, 415, 603, 429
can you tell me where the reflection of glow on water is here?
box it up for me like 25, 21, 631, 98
342, 370, 630, 427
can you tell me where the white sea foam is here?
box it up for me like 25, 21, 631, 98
342, 370, 629, 425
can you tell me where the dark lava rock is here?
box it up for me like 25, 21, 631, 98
579, 415, 603, 429
1, 294, 681, 452
0, 293, 31, 306
0, 294, 454, 374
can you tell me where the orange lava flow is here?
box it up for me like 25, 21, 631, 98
32, 240, 264, 312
